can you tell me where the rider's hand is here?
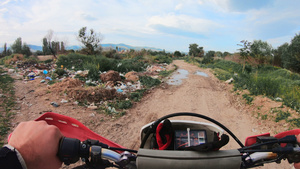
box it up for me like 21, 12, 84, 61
8, 121, 63, 169
294, 135, 300, 169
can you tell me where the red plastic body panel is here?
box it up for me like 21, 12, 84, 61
274, 129, 300, 139
245, 129, 300, 147
35, 112, 125, 149
245, 133, 270, 146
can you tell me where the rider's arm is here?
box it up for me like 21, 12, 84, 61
0, 144, 26, 169
3, 120, 63, 169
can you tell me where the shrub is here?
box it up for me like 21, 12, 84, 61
275, 110, 290, 122
130, 89, 146, 102
139, 76, 161, 88
54, 69, 66, 77
242, 94, 253, 104
154, 55, 172, 64
84, 62, 100, 81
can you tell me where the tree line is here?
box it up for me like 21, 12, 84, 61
188, 33, 300, 73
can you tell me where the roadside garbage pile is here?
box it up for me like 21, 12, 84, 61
3, 60, 172, 112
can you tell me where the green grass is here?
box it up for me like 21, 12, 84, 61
0, 67, 15, 146
208, 59, 300, 111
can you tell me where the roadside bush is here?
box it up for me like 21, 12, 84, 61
130, 89, 146, 102
116, 56, 148, 73
213, 68, 232, 81
154, 55, 172, 64
56, 53, 93, 70
242, 94, 253, 104
54, 69, 66, 77
84, 62, 100, 81
139, 76, 161, 88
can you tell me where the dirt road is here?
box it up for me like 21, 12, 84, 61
12, 60, 293, 168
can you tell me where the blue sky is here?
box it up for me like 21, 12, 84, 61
0, 0, 300, 53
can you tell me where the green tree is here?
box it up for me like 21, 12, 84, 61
42, 37, 51, 55
22, 43, 32, 57
202, 50, 215, 64
273, 43, 288, 67
174, 51, 182, 57
77, 27, 102, 55
238, 40, 251, 72
189, 43, 204, 57
250, 40, 273, 64
1, 43, 7, 57
11, 37, 23, 54
284, 34, 300, 72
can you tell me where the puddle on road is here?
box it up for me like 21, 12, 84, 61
194, 71, 209, 77
167, 69, 189, 85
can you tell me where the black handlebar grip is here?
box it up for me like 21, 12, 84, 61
58, 137, 81, 165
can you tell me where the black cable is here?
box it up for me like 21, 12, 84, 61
140, 112, 245, 148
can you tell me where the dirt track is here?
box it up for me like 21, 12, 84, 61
12, 60, 293, 168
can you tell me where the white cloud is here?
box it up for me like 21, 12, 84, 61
175, 3, 183, 10
148, 13, 222, 35
0, 0, 12, 6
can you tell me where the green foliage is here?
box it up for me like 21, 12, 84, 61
84, 62, 99, 81
213, 68, 232, 81
250, 40, 273, 64
0, 55, 13, 65
210, 59, 300, 111
77, 27, 102, 55
189, 43, 204, 57
288, 118, 300, 128
11, 37, 23, 54
117, 100, 132, 109
274, 110, 290, 122
54, 69, 66, 77
139, 76, 161, 88
108, 100, 132, 110
116, 56, 148, 72
130, 89, 146, 102
0, 68, 15, 146
202, 51, 215, 64
242, 94, 253, 104
56, 53, 94, 70
174, 51, 182, 57
154, 55, 172, 64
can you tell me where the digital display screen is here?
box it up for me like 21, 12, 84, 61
174, 130, 206, 149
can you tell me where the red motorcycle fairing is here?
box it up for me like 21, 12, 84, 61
35, 112, 125, 149
245, 129, 300, 147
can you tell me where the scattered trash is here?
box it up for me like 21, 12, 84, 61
50, 102, 60, 107
8, 69, 15, 74
40, 80, 46, 83
73, 101, 79, 105
275, 97, 283, 101
45, 77, 52, 81
108, 106, 118, 114
225, 78, 234, 84
88, 106, 98, 110
89, 113, 95, 117
61, 99, 68, 103
117, 89, 123, 93
43, 70, 48, 75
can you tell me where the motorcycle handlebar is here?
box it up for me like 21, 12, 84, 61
58, 137, 122, 166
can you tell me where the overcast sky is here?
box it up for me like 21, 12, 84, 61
1, 0, 300, 53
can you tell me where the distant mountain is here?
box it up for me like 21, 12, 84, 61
0, 43, 164, 53
28, 45, 42, 51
